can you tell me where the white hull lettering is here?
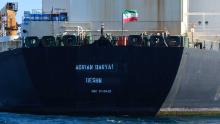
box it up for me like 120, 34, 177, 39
75, 64, 114, 71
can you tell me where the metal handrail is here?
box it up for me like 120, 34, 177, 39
0, 40, 21, 52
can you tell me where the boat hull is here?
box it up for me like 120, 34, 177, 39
161, 48, 220, 115
0, 47, 183, 116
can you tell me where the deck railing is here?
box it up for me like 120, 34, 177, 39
0, 40, 21, 52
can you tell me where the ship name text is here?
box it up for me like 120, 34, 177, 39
75, 64, 114, 71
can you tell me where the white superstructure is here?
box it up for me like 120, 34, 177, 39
188, 0, 220, 41
22, 0, 188, 38
22, 0, 220, 41
42, 0, 183, 33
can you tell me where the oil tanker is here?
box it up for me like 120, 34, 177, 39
0, 1, 181, 116
0, 1, 220, 116
0, 37, 183, 116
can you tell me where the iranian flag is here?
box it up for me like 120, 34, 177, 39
123, 9, 138, 23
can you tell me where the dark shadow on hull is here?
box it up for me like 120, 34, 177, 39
0, 47, 183, 116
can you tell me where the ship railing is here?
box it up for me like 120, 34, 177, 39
191, 39, 220, 51
187, 12, 220, 46
22, 33, 184, 48
0, 40, 22, 52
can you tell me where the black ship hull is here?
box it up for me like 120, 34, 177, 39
0, 47, 183, 116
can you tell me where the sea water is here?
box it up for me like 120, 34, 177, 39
0, 112, 219, 124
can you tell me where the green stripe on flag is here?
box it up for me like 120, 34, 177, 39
123, 9, 138, 23
123, 9, 138, 14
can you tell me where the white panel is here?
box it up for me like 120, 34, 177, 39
40, 0, 183, 35
42, 0, 69, 13
42, 0, 182, 21
189, 0, 220, 40
190, 0, 220, 12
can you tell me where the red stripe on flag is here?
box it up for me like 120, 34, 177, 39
123, 17, 138, 23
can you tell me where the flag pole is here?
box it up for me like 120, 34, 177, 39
122, 12, 124, 36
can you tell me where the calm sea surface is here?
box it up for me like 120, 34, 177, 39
0, 112, 219, 124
